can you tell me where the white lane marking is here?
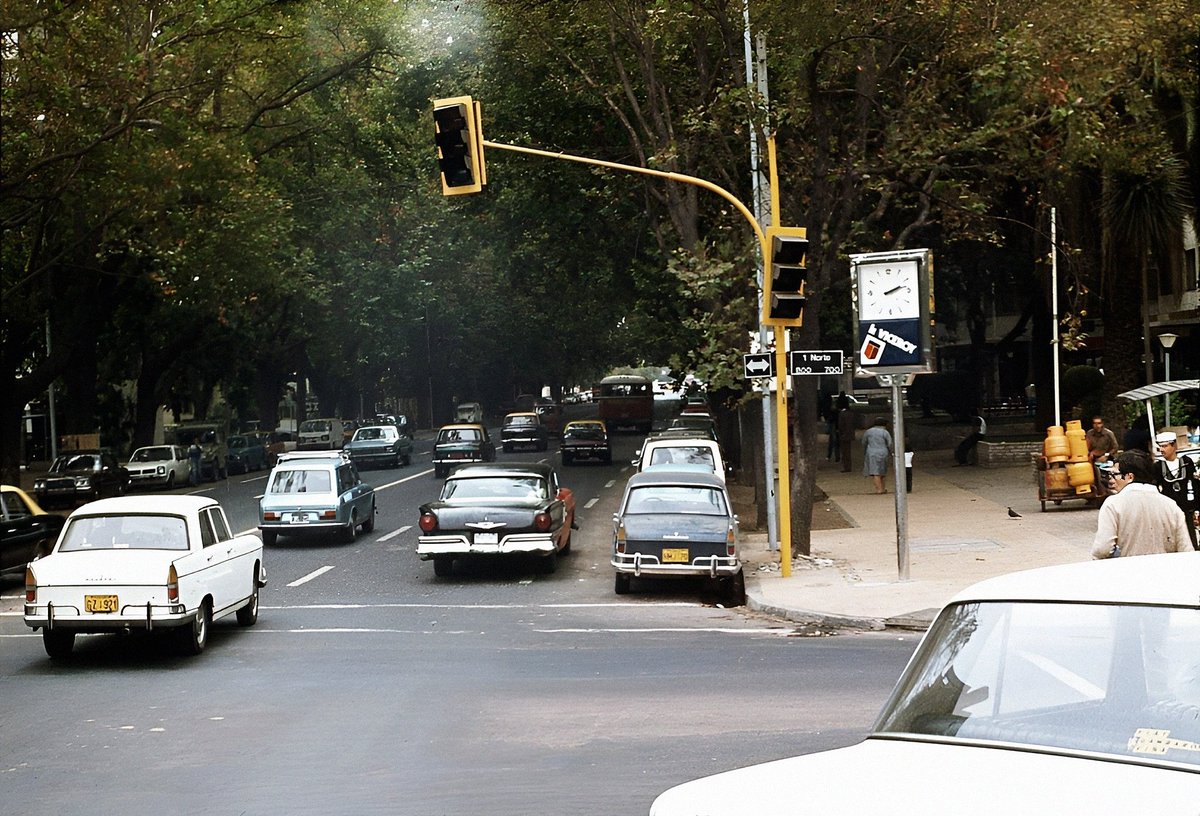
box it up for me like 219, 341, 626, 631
378, 526, 411, 541
286, 566, 335, 587
262, 601, 700, 610
604, 480, 616, 488
584, 498, 599, 509
375, 469, 435, 490
239, 474, 269, 484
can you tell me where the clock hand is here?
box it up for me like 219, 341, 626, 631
883, 285, 910, 296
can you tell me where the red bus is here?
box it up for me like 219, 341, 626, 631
595, 374, 654, 433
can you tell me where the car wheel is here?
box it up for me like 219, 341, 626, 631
562, 453, 573, 466
433, 555, 453, 577
560, 531, 571, 555
502, 443, 512, 454
165, 471, 176, 490
43, 630, 75, 659
434, 465, 447, 478
537, 439, 547, 452
261, 529, 277, 546
236, 580, 260, 626
614, 572, 631, 595
536, 549, 557, 574
341, 512, 358, 544
361, 502, 376, 533
177, 599, 211, 656
724, 570, 747, 606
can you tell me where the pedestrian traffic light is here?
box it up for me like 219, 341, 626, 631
762, 225, 808, 327
433, 96, 486, 196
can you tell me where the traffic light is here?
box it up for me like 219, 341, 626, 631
433, 96, 486, 196
762, 225, 808, 327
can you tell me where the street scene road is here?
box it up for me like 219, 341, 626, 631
1, 427, 922, 815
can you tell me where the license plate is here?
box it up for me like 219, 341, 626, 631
289, 513, 309, 523
85, 595, 118, 613
662, 548, 690, 563
450, 452, 466, 459
474, 532, 499, 545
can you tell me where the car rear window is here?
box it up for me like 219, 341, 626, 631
58, 514, 189, 551
648, 446, 715, 469
624, 486, 728, 516
505, 416, 536, 427
268, 468, 333, 494
442, 476, 548, 502
438, 428, 482, 442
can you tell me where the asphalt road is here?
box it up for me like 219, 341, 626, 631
0, 420, 922, 815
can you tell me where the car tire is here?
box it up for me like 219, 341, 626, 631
43, 630, 75, 659
434, 465, 447, 478
341, 512, 358, 544
165, 471, 176, 490
362, 502, 376, 533
177, 599, 211, 656
236, 580, 260, 626
602, 453, 613, 465
537, 439, 547, 452
261, 529, 277, 546
536, 549, 557, 574
433, 555, 453, 577
562, 453, 573, 466
502, 443, 512, 454
724, 570, 747, 606
614, 572, 631, 595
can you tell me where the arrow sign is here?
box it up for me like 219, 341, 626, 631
743, 352, 775, 378
788, 350, 844, 376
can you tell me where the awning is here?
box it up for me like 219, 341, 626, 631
1116, 379, 1200, 402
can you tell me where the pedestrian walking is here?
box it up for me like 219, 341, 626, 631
1153, 431, 1199, 549
188, 441, 203, 485
837, 398, 855, 473
825, 403, 840, 462
954, 412, 986, 466
1092, 450, 1192, 559
862, 417, 893, 494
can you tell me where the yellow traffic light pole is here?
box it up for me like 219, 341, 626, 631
480, 137, 793, 577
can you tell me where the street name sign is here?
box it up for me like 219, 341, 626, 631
788, 350, 844, 376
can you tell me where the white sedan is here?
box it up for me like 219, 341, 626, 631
23, 495, 266, 658
651, 552, 1200, 815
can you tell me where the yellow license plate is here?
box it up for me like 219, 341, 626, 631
85, 595, 119, 613
662, 548, 690, 563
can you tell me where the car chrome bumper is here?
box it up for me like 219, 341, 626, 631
25, 602, 192, 632
417, 533, 556, 557
259, 521, 346, 534
611, 553, 740, 578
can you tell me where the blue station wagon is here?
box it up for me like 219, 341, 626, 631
258, 451, 375, 545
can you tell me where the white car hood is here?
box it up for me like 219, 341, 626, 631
31, 549, 180, 585
650, 738, 1200, 816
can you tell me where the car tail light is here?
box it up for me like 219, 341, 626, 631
25, 567, 36, 603
320, 510, 337, 520
534, 512, 552, 532
167, 564, 179, 602
263, 511, 280, 521
726, 525, 736, 556
419, 512, 438, 533
615, 523, 626, 554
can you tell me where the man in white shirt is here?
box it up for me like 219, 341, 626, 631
1092, 450, 1193, 558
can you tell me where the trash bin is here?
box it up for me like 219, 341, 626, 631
905, 450, 914, 493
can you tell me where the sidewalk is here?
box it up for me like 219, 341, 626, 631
743, 450, 1100, 631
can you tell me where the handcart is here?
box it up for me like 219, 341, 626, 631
1036, 456, 1105, 511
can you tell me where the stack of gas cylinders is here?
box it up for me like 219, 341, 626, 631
1042, 420, 1095, 495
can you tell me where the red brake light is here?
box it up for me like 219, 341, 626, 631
534, 512, 552, 532
167, 564, 179, 602
727, 524, 736, 556
263, 511, 280, 521
419, 512, 438, 533
25, 567, 36, 603
320, 510, 337, 520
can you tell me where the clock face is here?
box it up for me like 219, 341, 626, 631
859, 261, 920, 321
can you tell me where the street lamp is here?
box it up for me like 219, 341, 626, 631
1159, 333, 1178, 422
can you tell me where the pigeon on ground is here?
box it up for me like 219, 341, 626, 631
1007, 507, 1022, 519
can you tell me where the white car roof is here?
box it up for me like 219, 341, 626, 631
67, 495, 217, 517
946, 551, 1200, 608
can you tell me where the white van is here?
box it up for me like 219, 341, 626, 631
455, 402, 484, 424
632, 437, 727, 482
297, 417, 346, 451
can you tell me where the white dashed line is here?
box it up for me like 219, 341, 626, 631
584, 498, 599, 509
286, 566, 335, 587
378, 526, 411, 541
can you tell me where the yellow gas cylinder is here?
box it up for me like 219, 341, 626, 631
1067, 461, 1095, 488
1044, 465, 1070, 492
1065, 419, 1088, 462
1043, 426, 1070, 463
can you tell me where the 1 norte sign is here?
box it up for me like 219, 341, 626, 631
742, 352, 774, 379
788, 350, 844, 376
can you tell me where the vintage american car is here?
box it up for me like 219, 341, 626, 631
417, 463, 576, 577
125, 445, 191, 490
344, 424, 414, 469
33, 450, 130, 508
432, 423, 496, 478
1, 484, 65, 579
611, 470, 743, 602
22, 495, 266, 658
650, 552, 1200, 815
258, 450, 376, 545
226, 433, 268, 474
560, 420, 612, 465
501, 412, 548, 452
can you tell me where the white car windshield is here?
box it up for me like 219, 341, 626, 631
268, 469, 333, 494
875, 601, 1200, 768
58, 514, 189, 551
132, 447, 171, 462
354, 427, 395, 441
624, 485, 728, 516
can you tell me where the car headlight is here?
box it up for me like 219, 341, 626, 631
33, 479, 45, 490
74, 476, 93, 488
156, 465, 166, 475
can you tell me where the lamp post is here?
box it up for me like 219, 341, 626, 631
1159, 333, 1178, 422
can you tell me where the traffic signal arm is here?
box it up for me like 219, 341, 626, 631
763, 226, 808, 327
